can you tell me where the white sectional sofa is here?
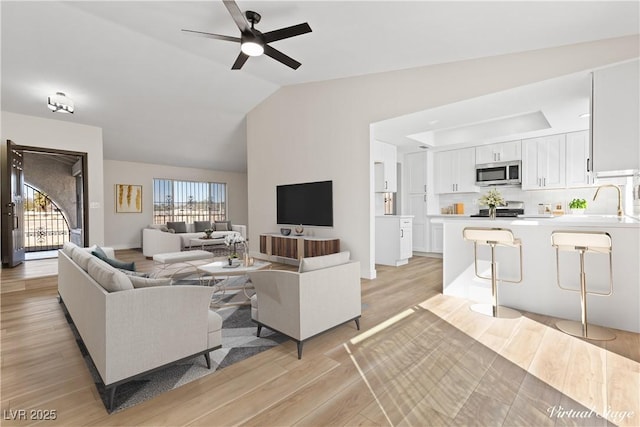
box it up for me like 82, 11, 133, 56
249, 251, 361, 359
58, 242, 222, 411
142, 222, 247, 257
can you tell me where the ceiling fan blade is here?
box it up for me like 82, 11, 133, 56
263, 23, 312, 44
223, 0, 249, 32
264, 45, 301, 70
181, 29, 240, 43
231, 52, 249, 70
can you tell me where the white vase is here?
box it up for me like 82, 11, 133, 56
571, 208, 585, 215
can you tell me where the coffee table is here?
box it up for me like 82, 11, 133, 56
189, 237, 226, 253
197, 260, 271, 305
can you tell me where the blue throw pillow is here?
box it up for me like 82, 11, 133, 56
93, 245, 108, 259
92, 248, 136, 272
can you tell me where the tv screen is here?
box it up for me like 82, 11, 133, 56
277, 180, 333, 227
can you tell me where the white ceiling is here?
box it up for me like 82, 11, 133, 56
2, 1, 638, 171
372, 71, 594, 151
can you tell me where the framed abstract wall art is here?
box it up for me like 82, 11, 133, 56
115, 184, 142, 213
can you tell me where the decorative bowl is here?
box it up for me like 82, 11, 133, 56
280, 228, 291, 236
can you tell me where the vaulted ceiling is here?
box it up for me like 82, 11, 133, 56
2, 1, 638, 171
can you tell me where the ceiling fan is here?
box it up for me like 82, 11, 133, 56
182, 0, 312, 70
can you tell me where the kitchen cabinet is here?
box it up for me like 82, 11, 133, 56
260, 235, 340, 260
565, 130, 594, 187
522, 134, 566, 190
441, 217, 640, 333
374, 141, 397, 192
591, 59, 640, 173
405, 151, 428, 194
375, 216, 412, 266
408, 193, 428, 251
430, 221, 444, 254
435, 147, 478, 194
404, 151, 428, 252
475, 140, 521, 164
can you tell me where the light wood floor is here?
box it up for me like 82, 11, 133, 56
1, 252, 638, 426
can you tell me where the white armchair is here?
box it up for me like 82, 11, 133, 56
248, 253, 361, 359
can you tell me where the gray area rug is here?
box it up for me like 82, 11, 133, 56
64, 281, 286, 413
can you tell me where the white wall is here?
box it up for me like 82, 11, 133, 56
246, 36, 639, 279
1, 111, 105, 246
103, 160, 248, 249
437, 181, 632, 216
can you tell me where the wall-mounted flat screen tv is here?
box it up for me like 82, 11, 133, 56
277, 180, 333, 227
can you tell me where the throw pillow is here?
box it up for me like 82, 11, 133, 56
194, 221, 212, 232
62, 241, 77, 257
129, 276, 171, 288
92, 245, 108, 259
167, 221, 187, 233
92, 249, 136, 271
214, 220, 231, 232
148, 223, 169, 232
87, 258, 134, 292
118, 268, 149, 278
71, 248, 93, 271
83, 245, 115, 259
299, 251, 351, 273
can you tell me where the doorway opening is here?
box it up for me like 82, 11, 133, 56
2, 142, 88, 266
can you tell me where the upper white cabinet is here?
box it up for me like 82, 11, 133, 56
374, 141, 397, 192
475, 140, 521, 164
522, 134, 566, 190
435, 148, 478, 194
566, 130, 594, 187
592, 59, 640, 173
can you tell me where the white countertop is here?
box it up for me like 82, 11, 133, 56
432, 214, 640, 228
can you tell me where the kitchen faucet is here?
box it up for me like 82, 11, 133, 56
593, 184, 623, 217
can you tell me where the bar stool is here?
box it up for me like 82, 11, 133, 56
551, 231, 616, 341
463, 227, 523, 319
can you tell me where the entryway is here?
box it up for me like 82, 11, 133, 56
1, 141, 88, 267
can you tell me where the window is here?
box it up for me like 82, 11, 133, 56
153, 179, 226, 224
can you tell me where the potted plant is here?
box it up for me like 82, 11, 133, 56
224, 233, 245, 264
569, 198, 587, 214
203, 228, 214, 239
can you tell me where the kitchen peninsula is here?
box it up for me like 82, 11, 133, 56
440, 215, 640, 333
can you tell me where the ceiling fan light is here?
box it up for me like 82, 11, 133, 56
47, 92, 74, 114
241, 41, 264, 57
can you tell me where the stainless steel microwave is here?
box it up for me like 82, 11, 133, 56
475, 161, 521, 186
